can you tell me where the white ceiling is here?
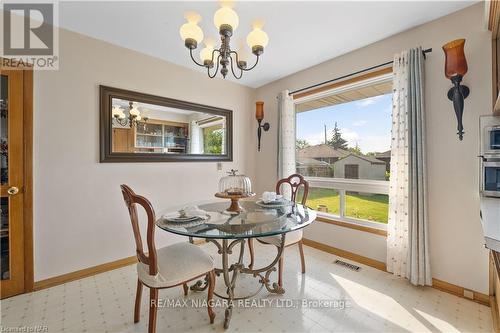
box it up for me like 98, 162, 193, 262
58, 1, 477, 88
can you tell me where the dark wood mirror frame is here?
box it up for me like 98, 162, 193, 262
99, 85, 233, 163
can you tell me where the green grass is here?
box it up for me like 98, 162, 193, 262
301, 188, 389, 224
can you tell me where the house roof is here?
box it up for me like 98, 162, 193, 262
296, 157, 330, 166
297, 144, 350, 159
374, 150, 391, 158
334, 153, 387, 165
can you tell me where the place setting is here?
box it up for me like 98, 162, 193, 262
161, 205, 211, 227
255, 191, 294, 208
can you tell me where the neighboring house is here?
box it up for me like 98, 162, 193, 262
296, 144, 350, 164
333, 154, 387, 180
374, 150, 391, 172
296, 157, 332, 177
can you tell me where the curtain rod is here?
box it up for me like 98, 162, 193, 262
289, 48, 432, 96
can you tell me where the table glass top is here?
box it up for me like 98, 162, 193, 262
156, 200, 316, 239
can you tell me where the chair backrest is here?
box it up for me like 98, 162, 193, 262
120, 184, 157, 275
276, 174, 309, 205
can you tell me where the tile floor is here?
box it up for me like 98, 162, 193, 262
0, 242, 493, 333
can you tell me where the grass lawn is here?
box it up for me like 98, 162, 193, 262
302, 188, 389, 224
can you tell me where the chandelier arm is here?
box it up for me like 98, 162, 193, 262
189, 48, 206, 67
208, 54, 222, 79
230, 51, 260, 72
113, 118, 128, 127
243, 54, 260, 71
210, 48, 219, 64
229, 54, 243, 80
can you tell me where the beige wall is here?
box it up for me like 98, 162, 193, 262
255, 4, 491, 293
33, 28, 256, 281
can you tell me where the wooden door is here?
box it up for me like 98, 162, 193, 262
112, 128, 133, 152
0, 70, 25, 298
345, 164, 359, 179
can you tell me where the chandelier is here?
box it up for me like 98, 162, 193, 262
179, 6, 269, 79
112, 102, 148, 127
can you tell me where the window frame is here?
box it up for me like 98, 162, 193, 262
293, 68, 393, 232
306, 177, 389, 231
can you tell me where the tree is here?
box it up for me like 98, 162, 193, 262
296, 139, 310, 150
348, 142, 362, 155
327, 122, 348, 149
204, 129, 223, 154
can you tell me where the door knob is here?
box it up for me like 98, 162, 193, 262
7, 187, 19, 195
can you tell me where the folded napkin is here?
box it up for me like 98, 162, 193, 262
179, 205, 207, 218
262, 191, 283, 203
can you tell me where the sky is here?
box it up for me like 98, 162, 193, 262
296, 93, 392, 154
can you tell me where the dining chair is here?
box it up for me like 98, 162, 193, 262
248, 174, 310, 287
120, 185, 216, 333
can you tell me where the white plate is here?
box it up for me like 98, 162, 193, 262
258, 195, 283, 204
255, 200, 293, 208
163, 215, 200, 223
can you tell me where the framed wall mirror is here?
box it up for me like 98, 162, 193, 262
100, 86, 233, 162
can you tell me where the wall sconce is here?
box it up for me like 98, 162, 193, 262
256, 101, 269, 151
442, 38, 469, 141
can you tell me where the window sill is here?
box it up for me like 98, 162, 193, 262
315, 214, 388, 237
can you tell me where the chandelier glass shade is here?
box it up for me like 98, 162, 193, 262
179, 5, 268, 79
112, 102, 148, 127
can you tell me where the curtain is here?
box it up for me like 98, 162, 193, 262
277, 90, 302, 242
277, 90, 296, 182
387, 47, 431, 286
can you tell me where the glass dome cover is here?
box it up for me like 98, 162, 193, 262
218, 169, 252, 195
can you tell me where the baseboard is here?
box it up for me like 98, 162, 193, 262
34, 256, 137, 291
432, 278, 490, 307
302, 238, 387, 271
303, 238, 490, 307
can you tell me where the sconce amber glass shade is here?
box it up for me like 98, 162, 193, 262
255, 101, 264, 120
442, 39, 468, 79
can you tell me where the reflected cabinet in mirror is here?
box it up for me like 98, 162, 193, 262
100, 86, 233, 162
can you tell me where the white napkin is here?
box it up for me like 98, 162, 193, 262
262, 191, 278, 203
181, 205, 207, 218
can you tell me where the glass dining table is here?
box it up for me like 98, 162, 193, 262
156, 199, 316, 329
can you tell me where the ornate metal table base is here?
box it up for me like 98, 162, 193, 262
191, 235, 286, 329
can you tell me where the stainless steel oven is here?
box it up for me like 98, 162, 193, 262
490, 126, 500, 150
481, 161, 500, 198
481, 116, 500, 157
480, 116, 500, 197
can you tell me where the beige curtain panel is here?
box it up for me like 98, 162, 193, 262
387, 47, 431, 286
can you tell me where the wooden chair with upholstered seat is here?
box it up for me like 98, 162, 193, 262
120, 185, 216, 333
247, 174, 309, 287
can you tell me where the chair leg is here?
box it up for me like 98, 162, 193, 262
149, 288, 158, 333
248, 238, 255, 269
182, 283, 188, 296
134, 279, 143, 323
298, 240, 306, 274
207, 271, 216, 324
278, 255, 284, 288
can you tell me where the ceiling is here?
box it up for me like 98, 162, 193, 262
58, 1, 477, 88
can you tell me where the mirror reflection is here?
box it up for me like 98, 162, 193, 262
111, 98, 227, 155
